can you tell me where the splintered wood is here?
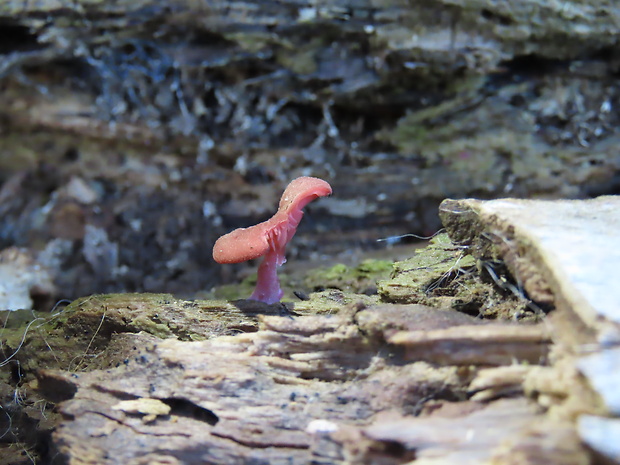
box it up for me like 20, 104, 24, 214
389, 324, 550, 366
38, 310, 468, 465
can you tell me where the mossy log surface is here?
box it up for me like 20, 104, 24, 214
0, 217, 611, 464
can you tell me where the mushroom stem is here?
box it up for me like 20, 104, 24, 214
249, 249, 284, 304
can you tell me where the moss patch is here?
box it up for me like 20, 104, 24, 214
304, 259, 394, 295
378, 234, 539, 320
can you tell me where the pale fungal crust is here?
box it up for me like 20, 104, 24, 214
112, 398, 171, 416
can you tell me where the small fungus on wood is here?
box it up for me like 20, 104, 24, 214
213, 176, 332, 304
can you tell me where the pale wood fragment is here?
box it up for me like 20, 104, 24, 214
468, 365, 532, 402
577, 347, 620, 416
389, 324, 551, 366
578, 415, 620, 463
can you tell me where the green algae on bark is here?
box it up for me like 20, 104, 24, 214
291, 289, 380, 313
0, 293, 264, 380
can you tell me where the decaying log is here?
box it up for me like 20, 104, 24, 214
4, 196, 618, 463
2, 0, 620, 462
37, 306, 476, 464
439, 196, 620, 463
3, 195, 619, 464
25, 299, 577, 464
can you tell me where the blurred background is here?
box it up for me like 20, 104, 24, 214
1, 0, 620, 310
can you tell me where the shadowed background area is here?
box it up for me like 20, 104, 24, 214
1, 0, 620, 307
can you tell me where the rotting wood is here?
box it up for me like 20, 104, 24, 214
36, 319, 464, 464
27, 301, 562, 464
331, 399, 589, 465
389, 324, 551, 366
439, 196, 620, 335
439, 196, 620, 463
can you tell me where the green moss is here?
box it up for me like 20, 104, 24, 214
376, 234, 538, 320
211, 276, 257, 301
321, 263, 350, 281
129, 315, 173, 338
211, 259, 393, 303
292, 289, 380, 314
358, 259, 393, 274
0, 293, 245, 380
378, 233, 475, 305
304, 259, 394, 294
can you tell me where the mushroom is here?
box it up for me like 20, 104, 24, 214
213, 176, 332, 304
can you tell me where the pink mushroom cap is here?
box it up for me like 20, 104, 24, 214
212, 176, 332, 265
212, 222, 273, 264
